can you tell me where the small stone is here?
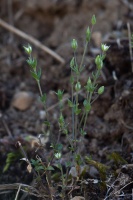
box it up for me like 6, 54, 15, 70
89, 166, 99, 178
39, 110, 46, 120
69, 166, 86, 178
11, 91, 34, 111
92, 31, 102, 47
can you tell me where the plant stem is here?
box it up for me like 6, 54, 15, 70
79, 41, 88, 71
80, 69, 100, 131
83, 92, 92, 131
37, 80, 43, 97
79, 24, 94, 71
36, 79, 53, 142
74, 39, 89, 142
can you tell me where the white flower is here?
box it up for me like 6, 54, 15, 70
54, 152, 61, 159
23, 44, 32, 55
101, 44, 110, 52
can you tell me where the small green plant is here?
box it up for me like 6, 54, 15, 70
3, 152, 21, 172
22, 15, 110, 199
85, 156, 109, 181
108, 152, 127, 167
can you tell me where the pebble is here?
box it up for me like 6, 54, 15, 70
11, 91, 34, 111
92, 31, 102, 47
39, 110, 46, 120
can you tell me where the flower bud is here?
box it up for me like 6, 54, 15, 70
91, 15, 96, 25
71, 39, 78, 51
87, 77, 91, 85
86, 26, 91, 42
95, 55, 103, 70
75, 81, 81, 91
98, 86, 104, 95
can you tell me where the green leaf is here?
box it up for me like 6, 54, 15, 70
63, 128, 68, 135
74, 105, 81, 115
66, 161, 71, 168
75, 154, 82, 165
70, 57, 75, 67
108, 152, 127, 166
80, 128, 87, 136
37, 68, 41, 79
35, 166, 45, 172
70, 65, 79, 74
55, 89, 64, 101
47, 166, 55, 171
51, 172, 61, 181
3, 152, 18, 172
55, 163, 62, 170
83, 100, 91, 112
56, 143, 63, 151
27, 58, 37, 70
79, 65, 85, 72
30, 71, 39, 81
68, 99, 74, 107
84, 82, 95, 92
40, 93, 47, 103
31, 159, 40, 166
76, 109, 81, 115
43, 121, 50, 126
58, 114, 64, 126
51, 143, 63, 152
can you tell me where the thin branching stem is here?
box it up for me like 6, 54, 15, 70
75, 25, 94, 134
37, 80, 43, 97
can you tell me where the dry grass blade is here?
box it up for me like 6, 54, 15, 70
0, 183, 44, 198
14, 184, 21, 200
0, 18, 65, 64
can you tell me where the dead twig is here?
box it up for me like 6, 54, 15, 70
0, 183, 45, 198
0, 18, 65, 64
113, 181, 133, 197
15, 184, 21, 200
7, 0, 14, 43
120, 119, 133, 130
